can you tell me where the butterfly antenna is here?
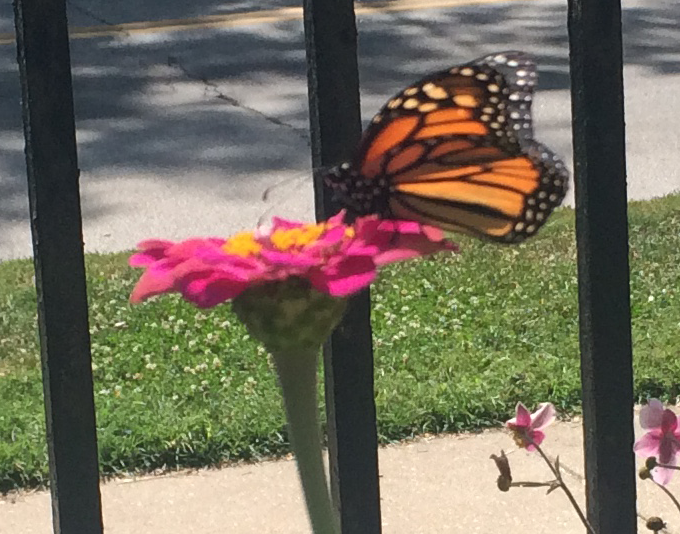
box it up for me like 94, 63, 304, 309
257, 171, 317, 227
312, 163, 336, 178
261, 173, 309, 202
261, 163, 340, 203
256, 207, 274, 229
258, 163, 344, 226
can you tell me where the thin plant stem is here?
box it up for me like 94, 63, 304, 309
532, 441, 597, 534
649, 459, 680, 514
272, 349, 340, 534
656, 462, 680, 472
653, 479, 680, 516
511, 480, 559, 489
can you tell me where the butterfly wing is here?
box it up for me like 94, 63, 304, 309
470, 51, 537, 140
388, 139, 568, 242
329, 51, 568, 243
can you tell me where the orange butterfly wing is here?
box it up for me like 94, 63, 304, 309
326, 51, 568, 243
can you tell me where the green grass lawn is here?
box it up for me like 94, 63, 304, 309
1, 194, 679, 493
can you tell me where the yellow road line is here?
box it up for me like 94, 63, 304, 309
1, 0, 525, 45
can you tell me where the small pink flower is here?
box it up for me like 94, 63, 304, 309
634, 399, 680, 485
506, 402, 556, 451
129, 211, 457, 308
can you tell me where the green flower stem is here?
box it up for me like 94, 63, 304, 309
272, 349, 339, 534
532, 441, 596, 534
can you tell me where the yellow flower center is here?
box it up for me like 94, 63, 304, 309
270, 223, 326, 251
222, 221, 352, 257
222, 231, 263, 256
222, 223, 342, 257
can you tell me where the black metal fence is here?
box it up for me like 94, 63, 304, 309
11, 0, 634, 532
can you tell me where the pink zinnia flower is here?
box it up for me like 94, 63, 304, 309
128, 212, 457, 534
506, 402, 556, 451
129, 211, 457, 308
634, 399, 680, 485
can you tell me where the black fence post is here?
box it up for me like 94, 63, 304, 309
13, 1, 103, 533
567, 0, 637, 532
303, 0, 383, 532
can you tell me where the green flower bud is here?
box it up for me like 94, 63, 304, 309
232, 277, 347, 353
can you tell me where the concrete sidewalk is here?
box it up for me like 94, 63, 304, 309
2, 420, 676, 534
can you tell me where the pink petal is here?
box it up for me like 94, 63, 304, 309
355, 217, 457, 266
260, 249, 318, 267
269, 211, 346, 232
372, 218, 419, 234
661, 409, 678, 434
653, 455, 677, 485
318, 270, 377, 297
310, 256, 377, 297
270, 217, 306, 231
129, 256, 191, 303
525, 429, 546, 451
640, 399, 665, 429
129, 239, 174, 267
373, 247, 433, 265
342, 240, 381, 258
634, 431, 662, 458
217, 261, 263, 281
327, 210, 348, 226
129, 268, 177, 303
164, 257, 218, 283
377, 219, 451, 245
420, 225, 449, 242
530, 403, 556, 430
166, 238, 222, 259
507, 402, 532, 428
135, 239, 175, 249
192, 246, 234, 265
178, 273, 249, 308
658, 434, 680, 466
318, 224, 347, 245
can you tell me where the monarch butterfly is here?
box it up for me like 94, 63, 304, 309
325, 51, 568, 243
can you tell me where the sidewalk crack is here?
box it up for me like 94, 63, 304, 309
167, 55, 310, 145
66, 0, 129, 34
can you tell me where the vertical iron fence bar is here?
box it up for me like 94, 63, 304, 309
13, 1, 103, 533
567, 0, 636, 532
303, 0, 383, 531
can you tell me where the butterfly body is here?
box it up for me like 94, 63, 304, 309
325, 51, 569, 243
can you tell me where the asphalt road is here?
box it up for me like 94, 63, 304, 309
1, 0, 679, 261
